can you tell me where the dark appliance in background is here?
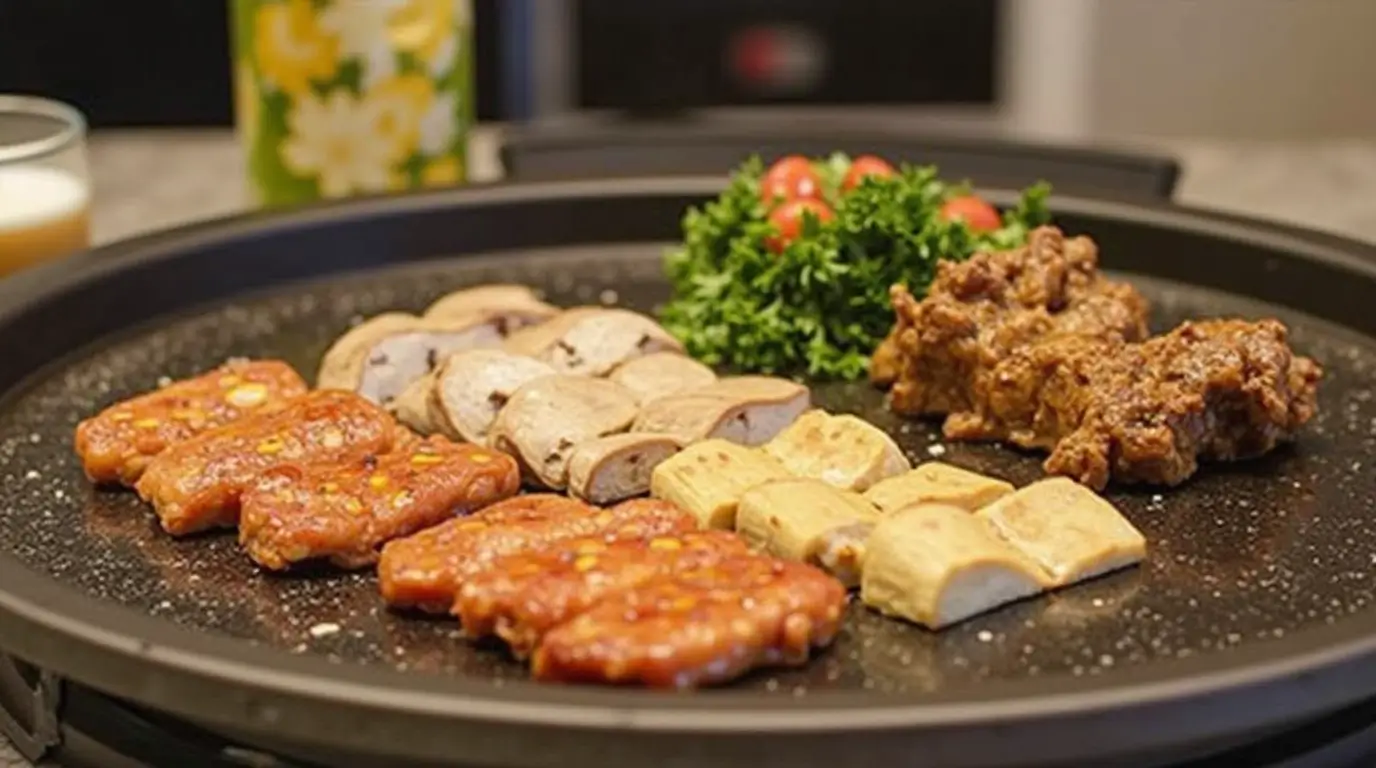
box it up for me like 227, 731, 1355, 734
0, 0, 997, 127
0, 1, 235, 127
531, 0, 999, 117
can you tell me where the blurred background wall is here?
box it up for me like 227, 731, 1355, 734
1, 0, 1370, 139
1006, 0, 1376, 141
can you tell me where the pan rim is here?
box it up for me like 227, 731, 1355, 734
1, 177, 1375, 755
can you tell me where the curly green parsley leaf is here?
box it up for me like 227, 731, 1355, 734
660, 155, 1051, 380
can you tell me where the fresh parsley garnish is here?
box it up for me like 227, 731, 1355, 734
660, 155, 1051, 380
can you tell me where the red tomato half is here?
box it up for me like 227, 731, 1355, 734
765, 198, 835, 254
760, 155, 822, 207
939, 195, 1001, 232
841, 155, 896, 191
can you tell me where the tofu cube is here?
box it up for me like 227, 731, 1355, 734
861, 504, 1051, 629
864, 462, 1014, 514
977, 477, 1147, 588
763, 410, 911, 491
736, 478, 880, 585
649, 439, 793, 529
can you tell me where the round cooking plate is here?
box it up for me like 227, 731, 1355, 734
0, 179, 1375, 768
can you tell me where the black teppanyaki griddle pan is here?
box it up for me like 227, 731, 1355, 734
497, 119, 1181, 202
0, 178, 1375, 768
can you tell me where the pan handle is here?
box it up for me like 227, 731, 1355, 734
498, 118, 1182, 202
0, 653, 315, 768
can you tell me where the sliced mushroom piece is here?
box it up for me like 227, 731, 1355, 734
316, 312, 505, 404
545, 309, 684, 377
502, 306, 607, 358
387, 369, 443, 435
424, 284, 561, 331
487, 375, 640, 489
609, 352, 717, 404
429, 349, 556, 444
504, 307, 684, 377
567, 433, 684, 505
632, 376, 811, 446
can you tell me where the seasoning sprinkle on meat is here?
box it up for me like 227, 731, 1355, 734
74, 359, 308, 486
377, 497, 696, 613
883, 226, 1321, 489
532, 555, 847, 688
239, 436, 520, 570
454, 530, 749, 657
135, 390, 397, 535
885, 225, 1150, 418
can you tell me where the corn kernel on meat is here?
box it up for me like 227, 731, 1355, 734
74, 359, 308, 486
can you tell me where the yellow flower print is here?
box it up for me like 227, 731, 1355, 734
254, 0, 339, 97
421, 155, 463, 188
280, 89, 396, 199
233, 60, 259, 148
388, 0, 455, 64
318, 0, 405, 89
364, 74, 435, 161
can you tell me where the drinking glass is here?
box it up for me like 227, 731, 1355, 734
0, 96, 91, 275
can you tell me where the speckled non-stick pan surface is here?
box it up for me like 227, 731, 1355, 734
1, 180, 1375, 768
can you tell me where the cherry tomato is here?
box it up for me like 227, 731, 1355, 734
760, 155, 822, 207
841, 155, 896, 191
765, 198, 835, 254
939, 195, 1002, 232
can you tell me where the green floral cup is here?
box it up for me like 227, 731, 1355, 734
230, 0, 473, 207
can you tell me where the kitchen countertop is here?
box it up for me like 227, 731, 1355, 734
4, 129, 1376, 767
82, 128, 1376, 246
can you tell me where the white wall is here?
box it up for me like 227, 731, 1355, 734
1003, 0, 1376, 141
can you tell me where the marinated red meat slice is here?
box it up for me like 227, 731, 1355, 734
135, 390, 397, 535
239, 436, 520, 570
454, 530, 748, 657
531, 555, 847, 688
377, 497, 696, 613
73, 359, 308, 485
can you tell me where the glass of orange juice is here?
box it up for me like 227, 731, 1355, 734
0, 96, 91, 276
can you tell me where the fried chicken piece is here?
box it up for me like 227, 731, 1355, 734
531, 555, 847, 688
454, 530, 749, 657
377, 496, 696, 612
880, 227, 1322, 489
239, 436, 520, 570
74, 359, 308, 485
886, 226, 1150, 416
967, 318, 1322, 489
